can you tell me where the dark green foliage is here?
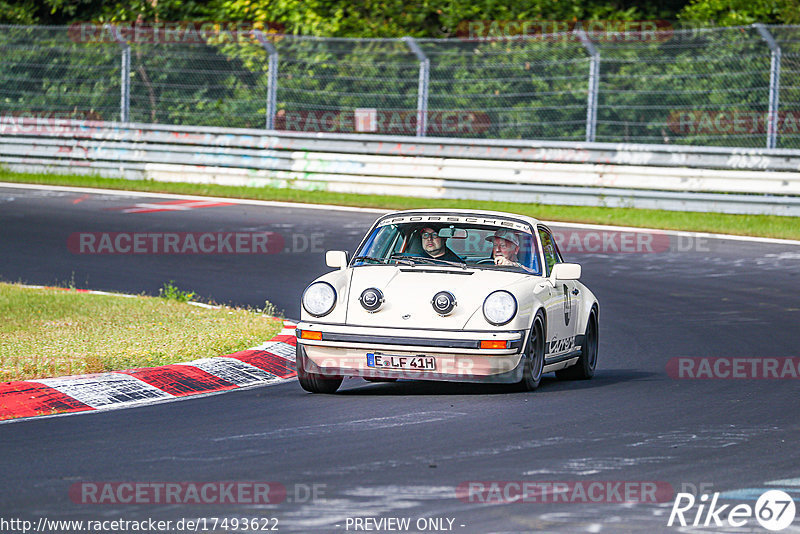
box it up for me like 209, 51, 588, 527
0, 1, 798, 147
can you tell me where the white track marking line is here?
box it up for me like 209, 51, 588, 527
0, 181, 386, 214
3, 181, 798, 246
766, 478, 800, 486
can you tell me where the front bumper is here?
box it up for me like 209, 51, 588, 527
296, 322, 527, 383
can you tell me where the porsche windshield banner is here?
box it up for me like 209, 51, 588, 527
377, 214, 531, 233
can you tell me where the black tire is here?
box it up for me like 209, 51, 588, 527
297, 345, 343, 394
556, 311, 598, 380
518, 312, 545, 391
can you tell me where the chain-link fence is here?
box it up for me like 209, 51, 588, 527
1, 24, 799, 148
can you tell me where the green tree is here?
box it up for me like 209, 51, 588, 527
678, 0, 800, 25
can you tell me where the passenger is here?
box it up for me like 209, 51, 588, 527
486, 229, 526, 268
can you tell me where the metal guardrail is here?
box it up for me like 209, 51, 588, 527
1, 120, 799, 216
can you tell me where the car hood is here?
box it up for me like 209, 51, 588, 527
346, 265, 532, 329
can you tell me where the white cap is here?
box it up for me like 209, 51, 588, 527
486, 229, 520, 247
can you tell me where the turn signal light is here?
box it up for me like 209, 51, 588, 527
480, 340, 508, 349
300, 330, 323, 340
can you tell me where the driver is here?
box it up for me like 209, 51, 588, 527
486, 229, 526, 268
420, 226, 462, 262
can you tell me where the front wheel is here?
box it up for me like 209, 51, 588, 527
518, 312, 545, 391
297, 345, 343, 393
556, 311, 598, 380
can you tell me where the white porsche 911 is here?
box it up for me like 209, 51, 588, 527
295, 209, 599, 393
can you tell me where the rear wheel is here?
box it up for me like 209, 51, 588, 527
297, 345, 343, 394
518, 312, 545, 391
556, 311, 598, 380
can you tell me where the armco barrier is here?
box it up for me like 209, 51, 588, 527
1, 119, 799, 216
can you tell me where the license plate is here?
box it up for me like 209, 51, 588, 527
366, 353, 436, 370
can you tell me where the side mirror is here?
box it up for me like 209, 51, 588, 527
551, 262, 581, 282
326, 250, 348, 270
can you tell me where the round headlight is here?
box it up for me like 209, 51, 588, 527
302, 282, 337, 317
483, 290, 517, 326
431, 291, 456, 316
359, 287, 384, 312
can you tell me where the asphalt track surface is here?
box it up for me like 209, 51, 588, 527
1, 184, 799, 533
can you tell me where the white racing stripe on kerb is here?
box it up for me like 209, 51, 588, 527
272, 327, 298, 338
186, 357, 281, 386
36, 374, 172, 409
248, 340, 296, 361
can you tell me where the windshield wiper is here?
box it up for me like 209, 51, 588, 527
352, 255, 388, 264
354, 255, 417, 267
387, 254, 418, 266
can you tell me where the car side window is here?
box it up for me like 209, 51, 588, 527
538, 228, 560, 276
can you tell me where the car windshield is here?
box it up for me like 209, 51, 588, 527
352, 220, 540, 275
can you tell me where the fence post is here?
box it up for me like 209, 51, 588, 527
109, 24, 131, 123
754, 24, 781, 149
403, 37, 429, 137
120, 45, 131, 123
254, 30, 279, 130
576, 28, 599, 143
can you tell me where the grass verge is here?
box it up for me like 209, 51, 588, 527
0, 282, 282, 382
0, 169, 798, 240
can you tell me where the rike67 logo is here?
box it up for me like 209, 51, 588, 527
668, 490, 796, 531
